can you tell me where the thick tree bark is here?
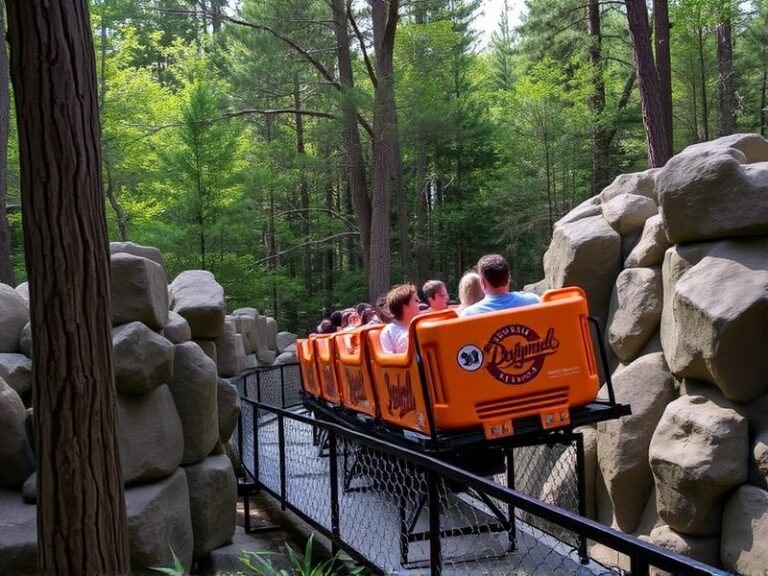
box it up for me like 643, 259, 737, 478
716, 17, 736, 136
330, 0, 371, 288
0, 4, 14, 286
625, 0, 672, 167
654, 0, 673, 153
586, 0, 609, 195
369, 0, 399, 299
6, 1, 130, 574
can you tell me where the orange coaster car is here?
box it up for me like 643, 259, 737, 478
367, 309, 458, 434
313, 334, 343, 405
416, 286, 599, 439
334, 326, 382, 418
296, 336, 322, 398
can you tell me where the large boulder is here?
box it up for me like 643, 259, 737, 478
601, 194, 658, 236
543, 215, 622, 326
111, 252, 169, 329
648, 525, 720, 571
0, 354, 32, 400
597, 353, 675, 532
184, 455, 237, 559
0, 491, 37, 574
110, 241, 165, 268
264, 317, 278, 351
599, 169, 658, 203
163, 310, 192, 344
169, 271, 226, 339
662, 240, 768, 402
112, 322, 174, 395
117, 385, 184, 486
0, 379, 33, 488
657, 134, 768, 244
751, 428, 768, 489
0, 284, 28, 353
649, 395, 749, 535
215, 317, 247, 378
167, 342, 220, 465
721, 484, 768, 574
217, 379, 240, 444
554, 196, 601, 226
19, 323, 32, 358
276, 332, 298, 354
625, 214, 671, 269
606, 267, 662, 363
125, 468, 194, 572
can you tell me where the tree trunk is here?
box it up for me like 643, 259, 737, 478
625, 0, 672, 167
415, 137, 430, 284
716, 17, 736, 136
330, 0, 371, 288
586, 0, 609, 195
654, 0, 673, 153
369, 0, 399, 299
6, 1, 130, 573
0, 3, 14, 286
698, 26, 709, 141
293, 75, 312, 291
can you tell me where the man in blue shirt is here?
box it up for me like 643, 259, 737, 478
459, 254, 540, 317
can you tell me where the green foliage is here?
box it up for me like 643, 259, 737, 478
150, 547, 185, 576
240, 533, 365, 576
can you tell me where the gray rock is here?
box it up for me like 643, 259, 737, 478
0, 379, 33, 488
276, 332, 298, 354
600, 169, 658, 203
555, 196, 601, 226
721, 484, 768, 574
625, 214, 671, 268
117, 386, 184, 486
602, 194, 658, 236
110, 241, 165, 267
597, 353, 675, 532
607, 267, 663, 363
21, 473, 36, 504
215, 317, 246, 378
0, 490, 37, 574
649, 395, 749, 535
169, 270, 226, 339
0, 284, 28, 353
113, 322, 174, 395
0, 353, 32, 400
167, 343, 220, 465
19, 323, 32, 358
274, 351, 297, 365
111, 252, 169, 329
750, 428, 768, 489
217, 379, 240, 444
649, 525, 720, 572
194, 339, 217, 365
163, 310, 191, 344
14, 282, 29, 302
264, 317, 278, 351
125, 469, 193, 572
184, 455, 237, 559
543, 215, 622, 327
233, 314, 258, 354
663, 241, 768, 402
658, 135, 768, 243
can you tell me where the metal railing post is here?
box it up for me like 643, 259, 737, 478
506, 446, 517, 551
278, 413, 286, 510
281, 365, 287, 407
252, 403, 259, 483
329, 429, 340, 555
427, 470, 442, 575
576, 432, 588, 563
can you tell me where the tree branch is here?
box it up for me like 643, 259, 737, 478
347, 0, 376, 89
253, 231, 359, 266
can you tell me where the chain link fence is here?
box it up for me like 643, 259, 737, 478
232, 364, 727, 576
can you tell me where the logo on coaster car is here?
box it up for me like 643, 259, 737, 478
384, 372, 416, 418
484, 324, 560, 385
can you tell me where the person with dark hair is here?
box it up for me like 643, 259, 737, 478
379, 284, 421, 353
422, 279, 449, 312
316, 319, 336, 334
460, 254, 539, 317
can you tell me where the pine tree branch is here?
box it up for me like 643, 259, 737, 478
347, 0, 377, 89
252, 231, 359, 266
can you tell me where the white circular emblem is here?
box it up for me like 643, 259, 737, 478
457, 345, 484, 372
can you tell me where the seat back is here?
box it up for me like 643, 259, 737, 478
314, 334, 343, 405
367, 309, 458, 435
334, 325, 382, 418
416, 287, 599, 439
296, 336, 322, 398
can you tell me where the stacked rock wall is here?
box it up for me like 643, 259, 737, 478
0, 243, 297, 574
534, 134, 768, 573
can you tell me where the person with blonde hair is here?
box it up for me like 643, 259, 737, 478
458, 271, 484, 311
379, 284, 421, 353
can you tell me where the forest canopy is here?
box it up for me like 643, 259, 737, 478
2, 0, 765, 334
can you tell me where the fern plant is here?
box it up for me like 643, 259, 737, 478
239, 533, 364, 576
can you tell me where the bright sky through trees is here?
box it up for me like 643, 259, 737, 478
474, 0, 524, 48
